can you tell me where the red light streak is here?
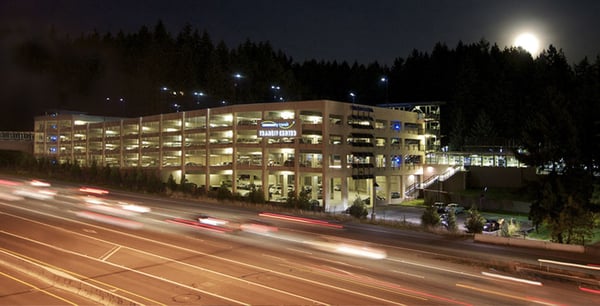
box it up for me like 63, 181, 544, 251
79, 187, 110, 195
258, 212, 343, 228
579, 286, 600, 295
165, 218, 232, 233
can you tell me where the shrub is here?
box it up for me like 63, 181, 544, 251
348, 197, 369, 219
446, 209, 458, 232
465, 207, 485, 233
421, 204, 440, 228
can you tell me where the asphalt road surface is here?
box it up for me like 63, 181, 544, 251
1, 178, 599, 305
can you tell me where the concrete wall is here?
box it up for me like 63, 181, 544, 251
0, 250, 138, 305
474, 234, 586, 253
423, 167, 535, 212
0, 140, 33, 154
466, 166, 538, 189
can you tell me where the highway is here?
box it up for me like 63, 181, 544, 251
1, 178, 599, 305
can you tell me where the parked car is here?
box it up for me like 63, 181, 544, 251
390, 191, 401, 199
483, 219, 501, 232
433, 202, 446, 214
444, 203, 465, 214
362, 195, 385, 205
309, 200, 323, 212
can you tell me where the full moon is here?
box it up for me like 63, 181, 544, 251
514, 32, 540, 55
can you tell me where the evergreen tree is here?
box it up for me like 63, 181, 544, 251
465, 207, 485, 234
421, 204, 441, 228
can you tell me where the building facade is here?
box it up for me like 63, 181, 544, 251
34, 100, 426, 211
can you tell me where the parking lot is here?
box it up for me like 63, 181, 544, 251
368, 204, 528, 234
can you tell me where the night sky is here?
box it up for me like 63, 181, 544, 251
1, 0, 600, 131
2, 0, 600, 65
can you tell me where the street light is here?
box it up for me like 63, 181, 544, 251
349, 92, 356, 103
193, 91, 205, 106
380, 76, 389, 102
105, 96, 127, 115
233, 73, 243, 104
270, 85, 282, 102
372, 180, 379, 221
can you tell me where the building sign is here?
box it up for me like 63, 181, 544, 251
257, 120, 302, 138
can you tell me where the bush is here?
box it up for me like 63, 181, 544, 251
348, 197, 369, 219
501, 218, 521, 237
216, 183, 232, 201
248, 187, 266, 204
446, 209, 458, 232
421, 204, 440, 228
465, 207, 485, 233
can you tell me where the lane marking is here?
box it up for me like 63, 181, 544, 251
100, 245, 121, 261
0, 231, 249, 306
0, 270, 79, 306
0, 246, 161, 305
1, 204, 413, 306
391, 269, 425, 279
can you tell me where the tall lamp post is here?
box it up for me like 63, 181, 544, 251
193, 91, 205, 107
372, 180, 379, 220
233, 73, 243, 105
270, 85, 282, 102
380, 76, 389, 102
349, 92, 356, 103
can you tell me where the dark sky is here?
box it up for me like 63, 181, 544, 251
2, 0, 600, 65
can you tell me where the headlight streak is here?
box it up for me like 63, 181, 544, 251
391, 269, 425, 279
455, 283, 559, 306
481, 271, 542, 286
538, 258, 600, 271
302, 262, 475, 305
74, 211, 143, 229
2, 207, 414, 306
0, 233, 246, 305
387, 257, 495, 281
2, 195, 590, 305
165, 218, 232, 233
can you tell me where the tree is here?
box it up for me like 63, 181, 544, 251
464, 207, 485, 234
448, 108, 467, 151
529, 171, 596, 244
446, 209, 458, 233
468, 111, 496, 145
500, 218, 521, 237
216, 183, 232, 201
248, 186, 265, 204
347, 197, 368, 219
166, 174, 177, 192
421, 204, 440, 228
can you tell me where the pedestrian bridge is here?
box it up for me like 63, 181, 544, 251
0, 131, 34, 154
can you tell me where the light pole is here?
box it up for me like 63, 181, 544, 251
193, 91, 205, 107
380, 76, 389, 102
105, 96, 126, 115
349, 92, 356, 103
372, 180, 378, 220
270, 85, 282, 102
233, 73, 243, 105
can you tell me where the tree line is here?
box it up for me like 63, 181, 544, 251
7, 21, 599, 149
4, 20, 600, 244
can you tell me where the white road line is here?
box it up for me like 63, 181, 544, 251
100, 245, 121, 261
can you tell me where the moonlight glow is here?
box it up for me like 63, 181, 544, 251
514, 32, 540, 55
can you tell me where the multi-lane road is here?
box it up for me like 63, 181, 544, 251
1, 178, 599, 305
